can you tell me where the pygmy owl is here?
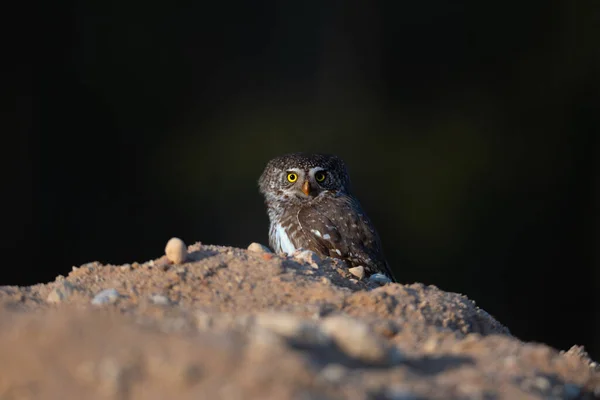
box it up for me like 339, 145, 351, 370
258, 153, 396, 282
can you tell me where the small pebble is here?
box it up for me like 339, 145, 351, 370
319, 364, 347, 383
165, 237, 187, 264
247, 242, 272, 253
120, 264, 132, 272
422, 337, 439, 353
150, 294, 170, 305
91, 288, 120, 305
368, 273, 392, 285
348, 266, 365, 280
533, 376, 550, 391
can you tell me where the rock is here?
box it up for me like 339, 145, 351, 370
91, 288, 120, 305
348, 266, 365, 280
247, 242, 272, 253
320, 315, 396, 364
533, 376, 550, 391
368, 273, 392, 285
318, 363, 347, 383
165, 237, 187, 264
150, 294, 170, 305
293, 249, 321, 268
47, 282, 76, 303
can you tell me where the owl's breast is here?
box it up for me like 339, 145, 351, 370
270, 223, 296, 255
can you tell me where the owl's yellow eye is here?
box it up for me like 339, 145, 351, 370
315, 171, 326, 182
287, 173, 298, 183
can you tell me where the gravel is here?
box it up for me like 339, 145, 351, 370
0, 240, 596, 399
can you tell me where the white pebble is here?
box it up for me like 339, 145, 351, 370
165, 237, 187, 264
247, 242, 272, 253
91, 288, 120, 305
319, 363, 347, 383
422, 337, 439, 353
150, 294, 170, 305
320, 315, 393, 364
533, 376, 550, 391
348, 266, 365, 280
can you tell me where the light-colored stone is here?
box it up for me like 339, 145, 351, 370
150, 294, 170, 305
318, 363, 347, 383
422, 337, 439, 353
91, 288, 120, 305
348, 266, 365, 280
247, 242, 272, 253
533, 376, 550, 391
165, 237, 187, 264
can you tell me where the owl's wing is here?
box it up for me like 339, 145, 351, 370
297, 193, 396, 281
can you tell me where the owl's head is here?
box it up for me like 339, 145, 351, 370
259, 153, 351, 203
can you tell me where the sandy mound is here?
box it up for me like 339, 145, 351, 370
0, 242, 597, 399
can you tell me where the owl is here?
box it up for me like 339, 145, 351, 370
258, 153, 396, 282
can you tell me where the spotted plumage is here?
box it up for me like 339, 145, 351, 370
258, 153, 396, 282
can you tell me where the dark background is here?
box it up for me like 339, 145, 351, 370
7, 1, 599, 358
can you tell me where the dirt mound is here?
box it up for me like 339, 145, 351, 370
0, 242, 597, 399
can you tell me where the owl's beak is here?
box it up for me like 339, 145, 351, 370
301, 180, 311, 196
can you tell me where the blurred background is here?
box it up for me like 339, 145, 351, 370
7, 1, 598, 358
